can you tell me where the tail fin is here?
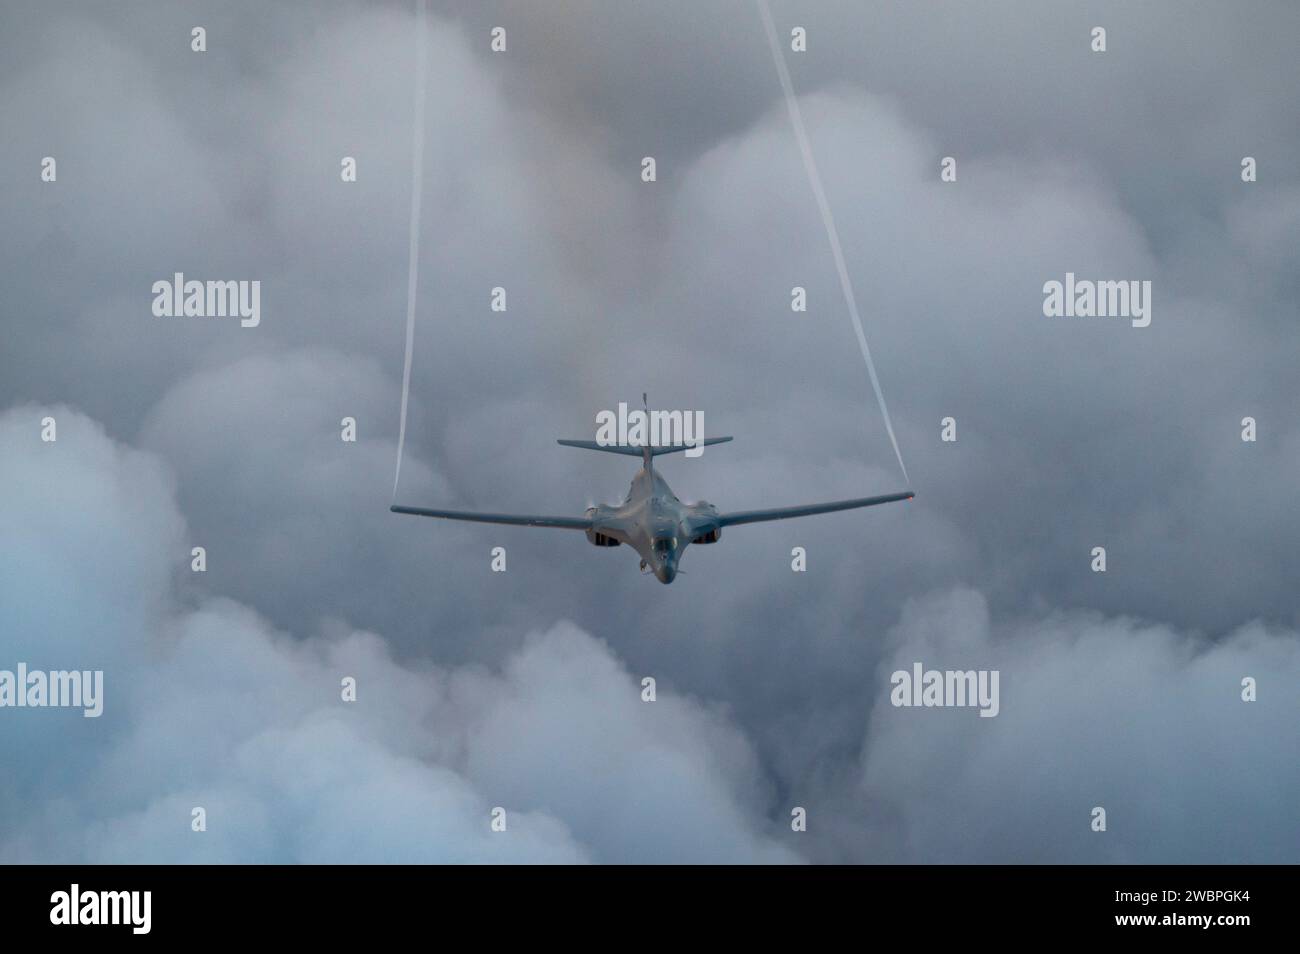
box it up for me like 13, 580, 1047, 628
643, 392, 652, 474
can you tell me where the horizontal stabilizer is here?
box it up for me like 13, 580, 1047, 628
557, 436, 733, 457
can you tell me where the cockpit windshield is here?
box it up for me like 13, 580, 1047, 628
653, 537, 679, 553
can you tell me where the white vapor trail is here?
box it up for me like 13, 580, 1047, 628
756, 0, 910, 484
393, 0, 428, 499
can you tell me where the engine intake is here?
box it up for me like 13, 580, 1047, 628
586, 529, 621, 547
691, 528, 721, 545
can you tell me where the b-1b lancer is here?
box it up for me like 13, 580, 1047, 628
391, 400, 913, 584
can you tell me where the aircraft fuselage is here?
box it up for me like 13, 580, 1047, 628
584, 466, 719, 584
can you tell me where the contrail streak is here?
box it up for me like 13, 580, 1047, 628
393, 0, 428, 499
756, 0, 910, 484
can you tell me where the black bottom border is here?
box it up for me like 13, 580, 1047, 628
2, 864, 1288, 941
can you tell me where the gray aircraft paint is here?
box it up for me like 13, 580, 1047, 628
391, 404, 912, 584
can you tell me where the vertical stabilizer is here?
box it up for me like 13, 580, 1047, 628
641, 392, 653, 474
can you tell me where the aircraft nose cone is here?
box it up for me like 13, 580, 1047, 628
655, 561, 677, 584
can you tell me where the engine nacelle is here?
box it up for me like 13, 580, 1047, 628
586, 529, 621, 547
691, 527, 721, 545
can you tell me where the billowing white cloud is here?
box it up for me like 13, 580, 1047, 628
0, 406, 798, 863
852, 588, 1300, 863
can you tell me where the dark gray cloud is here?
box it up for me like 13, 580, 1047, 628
0, 0, 1296, 862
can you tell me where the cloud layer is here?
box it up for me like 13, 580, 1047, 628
1, 1, 1296, 862
1, 408, 797, 863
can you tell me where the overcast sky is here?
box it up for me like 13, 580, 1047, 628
1, 0, 1297, 863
